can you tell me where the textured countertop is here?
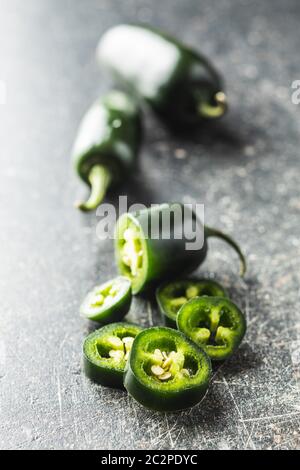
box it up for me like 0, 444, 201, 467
0, 0, 300, 450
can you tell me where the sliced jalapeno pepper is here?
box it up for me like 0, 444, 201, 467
72, 90, 141, 211
124, 327, 211, 411
97, 25, 227, 125
177, 297, 246, 361
115, 203, 246, 294
156, 279, 228, 328
83, 322, 143, 388
80, 276, 132, 324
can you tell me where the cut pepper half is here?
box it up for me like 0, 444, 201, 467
115, 203, 246, 296
177, 297, 246, 361
124, 327, 211, 411
83, 322, 143, 388
80, 276, 132, 324
156, 279, 228, 328
115, 213, 148, 294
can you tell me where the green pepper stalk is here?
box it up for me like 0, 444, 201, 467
114, 203, 246, 295
177, 297, 246, 361
72, 91, 142, 211
83, 322, 143, 388
97, 24, 227, 126
156, 278, 228, 328
124, 327, 212, 412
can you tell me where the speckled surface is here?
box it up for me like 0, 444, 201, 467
0, 0, 300, 450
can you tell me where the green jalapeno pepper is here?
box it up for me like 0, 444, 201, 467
115, 203, 246, 294
83, 322, 143, 388
177, 297, 246, 361
124, 327, 211, 411
80, 276, 132, 324
97, 24, 227, 125
156, 279, 228, 328
72, 90, 142, 211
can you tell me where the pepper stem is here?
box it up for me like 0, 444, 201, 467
75, 164, 112, 212
204, 226, 246, 277
198, 91, 227, 118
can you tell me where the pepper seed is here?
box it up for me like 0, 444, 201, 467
162, 356, 173, 369
151, 365, 164, 376
122, 336, 134, 352
108, 336, 123, 349
153, 349, 164, 361
109, 350, 124, 360
91, 293, 104, 306
159, 371, 172, 381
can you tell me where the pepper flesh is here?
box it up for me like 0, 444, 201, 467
177, 297, 246, 361
97, 24, 227, 126
72, 90, 141, 211
115, 203, 246, 294
124, 327, 211, 411
80, 276, 132, 324
83, 322, 143, 388
156, 279, 228, 328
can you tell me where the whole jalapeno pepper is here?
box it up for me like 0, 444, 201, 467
83, 322, 143, 388
156, 279, 228, 328
124, 326, 211, 411
177, 297, 246, 361
72, 90, 142, 211
80, 276, 132, 324
97, 24, 227, 125
114, 203, 246, 294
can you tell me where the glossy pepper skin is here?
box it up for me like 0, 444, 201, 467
124, 327, 211, 412
115, 203, 246, 294
156, 278, 228, 328
177, 297, 246, 361
83, 322, 143, 388
80, 276, 132, 324
97, 24, 227, 126
72, 90, 142, 211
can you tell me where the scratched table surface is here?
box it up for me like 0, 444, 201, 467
0, 0, 300, 450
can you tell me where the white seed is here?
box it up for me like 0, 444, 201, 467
108, 336, 123, 349
123, 336, 134, 345
181, 368, 190, 377
122, 337, 134, 351
153, 349, 164, 361
162, 357, 173, 369
92, 293, 104, 306
168, 351, 177, 360
122, 255, 131, 266
123, 228, 135, 241
109, 350, 124, 360
159, 371, 172, 381
124, 352, 130, 360
151, 365, 164, 376
186, 286, 199, 299
162, 351, 168, 360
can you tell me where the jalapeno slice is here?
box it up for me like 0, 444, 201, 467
177, 297, 246, 361
124, 327, 211, 411
156, 279, 228, 328
83, 322, 143, 388
80, 276, 132, 324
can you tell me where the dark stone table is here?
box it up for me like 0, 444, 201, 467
0, 0, 299, 450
